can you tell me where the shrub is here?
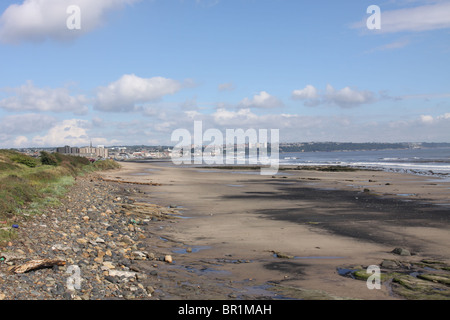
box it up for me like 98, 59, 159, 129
0, 175, 38, 215
40, 151, 58, 166
11, 154, 38, 168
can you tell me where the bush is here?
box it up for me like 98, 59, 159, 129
40, 151, 58, 166
0, 175, 38, 215
92, 159, 121, 170
11, 154, 38, 168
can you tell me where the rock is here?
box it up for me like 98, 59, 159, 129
105, 276, 119, 284
273, 251, 294, 259
76, 238, 88, 245
417, 273, 450, 286
102, 261, 115, 270
95, 237, 105, 244
164, 255, 173, 263
0, 252, 26, 262
108, 270, 137, 279
381, 260, 398, 268
392, 248, 411, 256
392, 274, 450, 300
146, 285, 155, 295
132, 251, 147, 260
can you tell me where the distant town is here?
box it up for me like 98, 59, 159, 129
11, 144, 173, 161
6, 142, 450, 162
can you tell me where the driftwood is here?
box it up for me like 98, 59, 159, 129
99, 177, 162, 186
11, 259, 66, 274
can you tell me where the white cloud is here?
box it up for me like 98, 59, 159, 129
352, 2, 450, 33
239, 91, 284, 109
29, 118, 119, 147
13, 136, 29, 147
0, 113, 57, 134
94, 74, 184, 112
420, 114, 435, 124
291, 85, 321, 106
420, 113, 450, 124
292, 84, 376, 108
31, 119, 90, 147
0, 0, 140, 44
0, 81, 89, 114
292, 85, 319, 100
325, 85, 376, 108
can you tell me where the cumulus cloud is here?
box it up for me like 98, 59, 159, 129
0, 0, 140, 44
0, 113, 57, 134
31, 119, 90, 147
292, 85, 321, 106
351, 1, 450, 33
0, 81, 89, 114
292, 85, 319, 100
94, 74, 184, 112
239, 91, 284, 109
292, 84, 376, 108
29, 118, 118, 147
420, 113, 450, 124
325, 85, 376, 108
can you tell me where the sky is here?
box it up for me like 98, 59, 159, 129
0, 0, 449, 148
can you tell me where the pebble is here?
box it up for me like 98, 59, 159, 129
0, 174, 173, 300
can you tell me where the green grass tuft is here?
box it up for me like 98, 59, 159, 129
0, 149, 121, 244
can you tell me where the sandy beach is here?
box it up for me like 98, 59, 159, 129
98, 161, 450, 300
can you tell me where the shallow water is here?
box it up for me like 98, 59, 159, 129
172, 246, 211, 254
294, 256, 346, 260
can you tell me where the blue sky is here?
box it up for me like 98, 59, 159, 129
0, 0, 449, 148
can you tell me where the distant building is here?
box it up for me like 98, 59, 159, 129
56, 145, 80, 154
56, 144, 109, 159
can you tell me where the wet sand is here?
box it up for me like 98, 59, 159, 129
98, 161, 450, 300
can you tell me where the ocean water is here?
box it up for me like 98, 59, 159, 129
164, 147, 450, 178
279, 147, 450, 177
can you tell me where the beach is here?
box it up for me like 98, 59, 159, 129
96, 161, 450, 300
1, 159, 449, 300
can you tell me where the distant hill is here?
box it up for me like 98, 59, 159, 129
279, 142, 450, 153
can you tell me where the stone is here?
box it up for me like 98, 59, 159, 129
105, 276, 118, 284
392, 248, 411, 256
146, 286, 155, 295
274, 251, 294, 259
164, 255, 173, 263
109, 270, 137, 279
132, 251, 147, 260
102, 261, 115, 270
381, 260, 398, 268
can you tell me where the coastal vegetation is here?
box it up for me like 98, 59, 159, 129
0, 150, 120, 243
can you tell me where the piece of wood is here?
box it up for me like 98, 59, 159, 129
99, 177, 162, 186
11, 259, 66, 274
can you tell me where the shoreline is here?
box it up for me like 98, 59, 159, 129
98, 161, 450, 300
1, 161, 449, 300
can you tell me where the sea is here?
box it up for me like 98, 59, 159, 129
151, 147, 450, 179
278, 147, 450, 178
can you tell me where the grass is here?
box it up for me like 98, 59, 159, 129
0, 150, 121, 245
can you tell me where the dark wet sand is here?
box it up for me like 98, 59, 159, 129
98, 161, 450, 300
